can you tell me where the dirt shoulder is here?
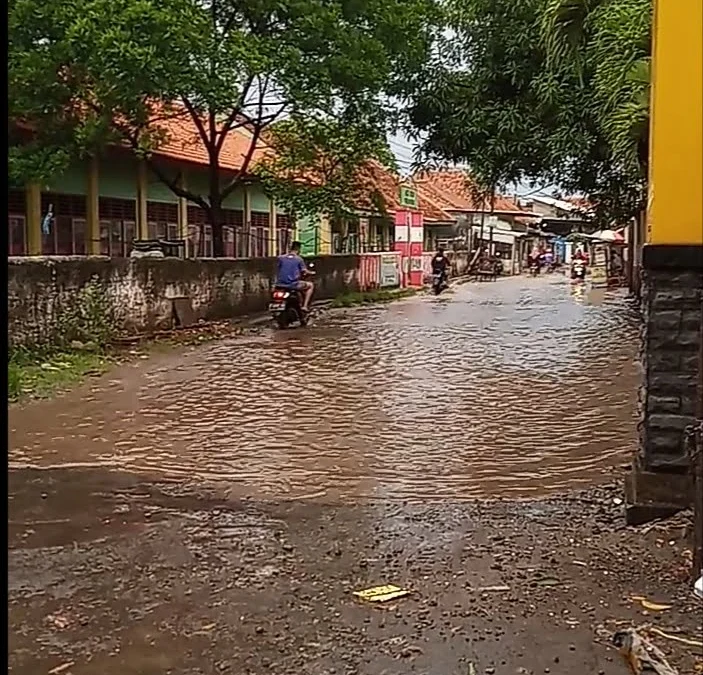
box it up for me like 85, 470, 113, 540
8, 470, 702, 675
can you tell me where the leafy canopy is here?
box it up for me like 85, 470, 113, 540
408, 0, 651, 225
9, 0, 441, 252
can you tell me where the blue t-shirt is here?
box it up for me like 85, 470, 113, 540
276, 254, 305, 287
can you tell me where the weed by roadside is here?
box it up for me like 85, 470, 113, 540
8, 277, 117, 402
8, 348, 112, 402
330, 288, 417, 308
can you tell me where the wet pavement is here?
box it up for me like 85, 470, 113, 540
9, 275, 702, 674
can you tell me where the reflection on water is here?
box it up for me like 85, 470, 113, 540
8, 275, 640, 501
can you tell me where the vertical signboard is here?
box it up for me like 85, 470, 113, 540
408, 210, 424, 286
394, 209, 424, 286
394, 210, 410, 287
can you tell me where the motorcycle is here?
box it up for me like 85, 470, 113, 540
571, 260, 586, 282
269, 264, 314, 328
431, 270, 448, 295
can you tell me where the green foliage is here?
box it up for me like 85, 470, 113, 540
8, 276, 117, 400
9, 0, 442, 254
55, 276, 118, 349
256, 115, 396, 219
8, 349, 110, 401
409, 0, 652, 225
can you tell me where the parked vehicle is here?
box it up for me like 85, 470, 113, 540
269, 264, 314, 328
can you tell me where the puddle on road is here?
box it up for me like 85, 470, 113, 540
8, 275, 640, 502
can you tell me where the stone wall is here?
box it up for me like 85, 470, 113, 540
8, 255, 360, 348
639, 267, 703, 471
626, 244, 703, 523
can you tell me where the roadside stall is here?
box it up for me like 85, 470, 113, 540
592, 229, 627, 287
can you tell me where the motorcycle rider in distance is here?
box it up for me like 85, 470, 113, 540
275, 241, 315, 313
431, 246, 451, 285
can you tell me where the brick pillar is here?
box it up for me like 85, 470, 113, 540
626, 246, 703, 523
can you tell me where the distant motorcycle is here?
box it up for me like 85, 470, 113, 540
571, 259, 586, 282
431, 271, 448, 295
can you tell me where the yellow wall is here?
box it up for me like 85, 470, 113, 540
647, 0, 703, 244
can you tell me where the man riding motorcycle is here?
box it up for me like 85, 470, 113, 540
431, 247, 451, 286
275, 241, 315, 313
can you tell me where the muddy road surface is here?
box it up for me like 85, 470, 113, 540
9, 276, 701, 674
9, 275, 640, 500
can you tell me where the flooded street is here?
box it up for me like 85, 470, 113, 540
10, 276, 701, 675
9, 275, 640, 501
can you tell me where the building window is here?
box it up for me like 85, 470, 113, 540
98, 219, 134, 257
202, 225, 213, 257
276, 214, 293, 256
99, 197, 137, 257
250, 211, 270, 257
72, 219, 86, 255
9, 215, 26, 256
147, 202, 178, 241
223, 226, 235, 258
276, 228, 291, 256
41, 193, 87, 255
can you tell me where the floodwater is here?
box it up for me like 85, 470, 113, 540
8, 275, 641, 502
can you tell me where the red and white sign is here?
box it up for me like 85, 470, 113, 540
394, 210, 424, 286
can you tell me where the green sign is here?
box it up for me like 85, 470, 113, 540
399, 185, 418, 209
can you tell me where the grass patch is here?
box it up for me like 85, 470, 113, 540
330, 288, 418, 308
8, 348, 113, 402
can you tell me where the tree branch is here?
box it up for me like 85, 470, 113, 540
220, 78, 285, 202
181, 96, 212, 152
215, 74, 255, 154
145, 158, 211, 211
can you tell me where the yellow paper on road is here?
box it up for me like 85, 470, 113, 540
353, 584, 410, 603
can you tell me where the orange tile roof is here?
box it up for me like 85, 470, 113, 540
147, 106, 272, 172
413, 170, 531, 215
122, 109, 458, 221
415, 184, 454, 222
350, 162, 453, 222
350, 160, 402, 214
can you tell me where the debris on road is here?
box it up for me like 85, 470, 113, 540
48, 662, 75, 675
353, 584, 410, 603
631, 596, 673, 612
649, 627, 703, 649
613, 627, 678, 675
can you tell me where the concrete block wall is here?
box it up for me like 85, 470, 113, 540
7, 255, 361, 348
639, 268, 703, 471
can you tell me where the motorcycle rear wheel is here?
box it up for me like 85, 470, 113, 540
298, 309, 309, 327
275, 312, 290, 329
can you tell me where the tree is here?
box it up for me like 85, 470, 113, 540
256, 114, 397, 222
9, 0, 440, 255
407, 0, 652, 225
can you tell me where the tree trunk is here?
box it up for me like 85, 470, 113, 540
208, 163, 225, 258
209, 200, 225, 258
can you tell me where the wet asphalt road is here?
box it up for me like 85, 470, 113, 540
10, 275, 701, 675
